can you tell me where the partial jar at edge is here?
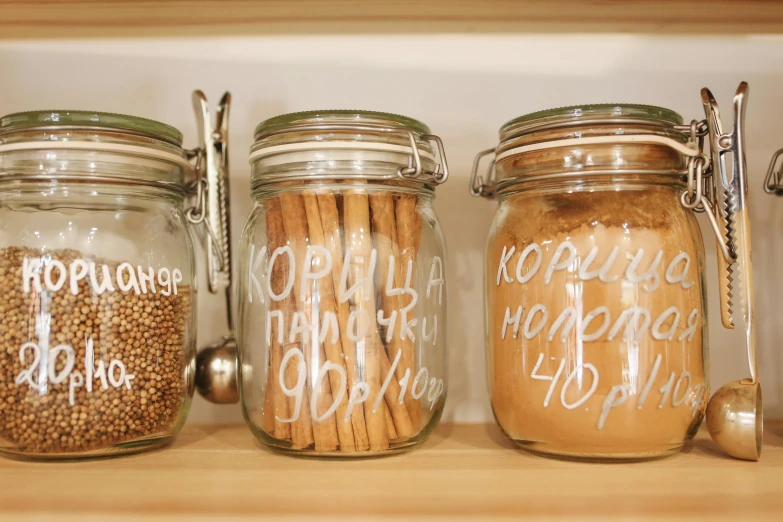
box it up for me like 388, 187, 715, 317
237, 111, 448, 456
0, 111, 196, 459
478, 105, 709, 460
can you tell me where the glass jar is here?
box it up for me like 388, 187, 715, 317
0, 110, 198, 459
472, 104, 717, 460
238, 111, 449, 457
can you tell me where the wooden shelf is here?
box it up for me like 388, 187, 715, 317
1, 1, 783, 39
1, 422, 782, 520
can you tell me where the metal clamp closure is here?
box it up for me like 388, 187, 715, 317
470, 147, 496, 197
676, 120, 734, 264
252, 123, 448, 185
186, 90, 232, 297
699, 82, 758, 385
764, 148, 783, 195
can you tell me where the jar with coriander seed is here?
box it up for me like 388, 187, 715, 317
0, 92, 232, 459
238, 110, 449, 456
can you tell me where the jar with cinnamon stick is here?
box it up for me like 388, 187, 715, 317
472, 101, 742, 461
238, 111, 449, 456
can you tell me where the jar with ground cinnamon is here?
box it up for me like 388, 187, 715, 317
472, 105, 712, 460
238, 111, 448, 456
0, 109, 202, 459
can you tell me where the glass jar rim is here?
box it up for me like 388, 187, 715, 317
0, 110, 183, 146
499, 103, 684, 139
253, 110, 431, 140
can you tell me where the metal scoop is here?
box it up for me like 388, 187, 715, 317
195, 334, 238, 404
188, 90, 239, 405
701, 82, 762, 461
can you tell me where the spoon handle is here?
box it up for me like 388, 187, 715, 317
702, 82, 758, 384
730, 83, 758, 384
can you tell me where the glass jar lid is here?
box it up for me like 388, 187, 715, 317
249, 110, 448, 188
497, 103, 686, 156
0, 110, 184, 146
500, 104, 682, 137
471, 103, 699, 197
0, 109, 190, 187
253, 110, 430, 140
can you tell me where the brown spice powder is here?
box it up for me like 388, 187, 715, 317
488, 184, 709, 457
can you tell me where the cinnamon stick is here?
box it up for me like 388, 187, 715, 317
262, 221, 292, 440
342, 188, 390, 450
279, 193, 340, 452
378, 343, 415, 437
343, 191, 414, 440
262, 189, 420, 452
394, 194, 423, 429
384, 402, 398, 440
369, 193, 419, 426
262, 348, 292, 440
262, 361, 276, 434
266, 198, 313, 449
344, 189, 415, 441
315, 193, 371, 451
302, 192, 358, 452
267, 300, 291, 441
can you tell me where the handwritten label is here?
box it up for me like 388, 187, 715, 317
15, 337, 136, 406
495, 238, 705, 431
13, 256, 183, 404
22, 256, 183, 296
249, 245, 446, 424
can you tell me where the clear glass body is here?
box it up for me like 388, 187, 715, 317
486, 105, 710, 461
237, 182, 448, 457
487, 176, 709, 460
0, 175, 196, 459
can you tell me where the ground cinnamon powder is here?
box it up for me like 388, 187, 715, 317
488, 182, 709, 459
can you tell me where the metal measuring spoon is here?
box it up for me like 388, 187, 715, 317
189, 91, 239, 405
701, 83, 762, 461
705, 379, 762, 461
195, 335, 239, 404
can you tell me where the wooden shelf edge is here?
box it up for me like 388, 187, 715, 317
1, 0, 783, 39
1, 422, 783, 520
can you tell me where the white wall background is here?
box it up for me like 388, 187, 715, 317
1, 34, 782, 424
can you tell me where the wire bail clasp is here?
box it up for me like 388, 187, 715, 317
396, 130, 450, 184
470, 147, 497, 197
186, 90, 232, 295
764, 148, 783, 195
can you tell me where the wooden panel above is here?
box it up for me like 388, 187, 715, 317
1, 0, 783, 38
1, 423, 783, 520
